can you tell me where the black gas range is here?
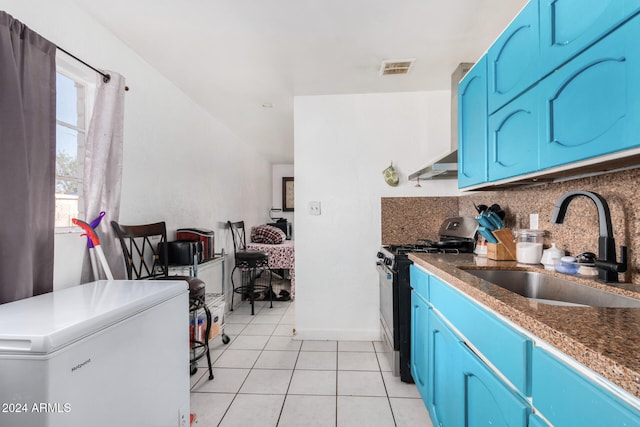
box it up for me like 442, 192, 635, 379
377, 217, 477, 383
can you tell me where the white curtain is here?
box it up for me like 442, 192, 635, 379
81, 72, 127, 282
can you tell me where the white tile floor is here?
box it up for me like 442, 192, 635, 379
190, 299, 434, 426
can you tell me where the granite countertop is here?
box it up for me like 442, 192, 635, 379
408, 253, 640, 399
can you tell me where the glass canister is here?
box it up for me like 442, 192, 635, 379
515, 229, 545, 264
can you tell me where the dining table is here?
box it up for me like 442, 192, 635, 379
246, 240, 295, 299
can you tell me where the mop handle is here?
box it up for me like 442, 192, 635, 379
72, 218, 101, 247
86, 211, 106, 249
72, 217, 114, 280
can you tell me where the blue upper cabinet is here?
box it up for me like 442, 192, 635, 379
458, 56, 488, 189
539, 0, 629, 76
488, 88, 539, 181
458, 0, 640, 188
487, 0, 540, 114
538, 13, 640, 169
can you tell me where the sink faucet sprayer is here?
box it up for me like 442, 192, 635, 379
550, 190, 627, 283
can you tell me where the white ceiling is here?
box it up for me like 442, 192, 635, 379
75, 0, 527, 164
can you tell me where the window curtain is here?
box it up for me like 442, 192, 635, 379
81, 72, 126, 282
0, 12, 56, 304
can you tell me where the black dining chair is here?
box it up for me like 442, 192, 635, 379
227, 221, 273, 315
111, 220, 214, 380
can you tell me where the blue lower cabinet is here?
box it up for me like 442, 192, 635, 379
528, 413, 549, 427
427, 309, 530, 427
460, 343, 531, 427
411, 267, 640, 427
410, 264, 429, 299
429, 276, 532, 397
539, 13, 640, 169
487, 87, 539, 181
410, 291, 430, 402
532, 347, 640, 427
428, 310, 464, 427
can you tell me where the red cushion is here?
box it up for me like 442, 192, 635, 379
250, 225, 286, 244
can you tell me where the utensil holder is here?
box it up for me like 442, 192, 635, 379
487, 242, 516, 261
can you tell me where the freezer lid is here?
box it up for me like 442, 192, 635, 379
0, 280, 188, 355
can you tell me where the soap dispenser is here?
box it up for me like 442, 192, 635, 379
540, 243, 564, 270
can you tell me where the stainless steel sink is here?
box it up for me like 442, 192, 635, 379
462, 269, 640, 308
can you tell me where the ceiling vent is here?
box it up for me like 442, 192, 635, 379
379, 59, 415, 76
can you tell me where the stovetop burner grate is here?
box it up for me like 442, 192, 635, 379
387, 241, 474, 256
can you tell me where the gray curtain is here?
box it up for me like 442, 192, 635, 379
0, 11, 56, 304
80, 72, 126, 282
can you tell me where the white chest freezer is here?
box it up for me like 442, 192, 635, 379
0, 280, 190, 427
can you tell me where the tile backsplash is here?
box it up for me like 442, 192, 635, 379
381, 167, 640, 284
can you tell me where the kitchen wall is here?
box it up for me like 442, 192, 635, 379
381, 167, 640, 285
2, 0, 274, 291
294, 91, 460, 340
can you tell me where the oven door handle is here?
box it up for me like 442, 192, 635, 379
377, 261, 394, 277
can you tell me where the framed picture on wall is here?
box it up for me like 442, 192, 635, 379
282, 177, 294, 211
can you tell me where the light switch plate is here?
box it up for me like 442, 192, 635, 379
309, 201, 321, 215
530, 213, 539, 230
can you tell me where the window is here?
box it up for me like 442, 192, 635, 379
55, 55, 95, 230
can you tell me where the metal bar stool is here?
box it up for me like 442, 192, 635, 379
227, 221, 273, 315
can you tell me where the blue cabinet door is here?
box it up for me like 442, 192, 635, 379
461, 344, 530, 427
487, 88, 539, 181
539, 0, 629, 76
458, 56, 488, 189
487, 0, 540, 113
410, 291, 430, 403
429, 276, 532, 397
532, 347, 640, 427
539, 14, 640, 169
428, 310, 464, 427
528, 414, 549, 427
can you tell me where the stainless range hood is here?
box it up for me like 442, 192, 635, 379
409, 63, 473, 181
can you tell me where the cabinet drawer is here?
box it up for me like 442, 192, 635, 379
539, 0, 632, 76
532, 347, 640, 427
410, 264, 429, 299
487, 0, 540, 113
429, 276, 532, 396
538, 13, 640, 169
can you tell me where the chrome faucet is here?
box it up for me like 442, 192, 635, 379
550, 190, 627, 283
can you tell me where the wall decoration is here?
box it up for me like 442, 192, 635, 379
282, 177, 294, 211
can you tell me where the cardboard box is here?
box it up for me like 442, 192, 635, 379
207, 302, 224, 340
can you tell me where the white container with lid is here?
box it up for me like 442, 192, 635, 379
515, 229, 545, 264
540, 243, 565, 270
